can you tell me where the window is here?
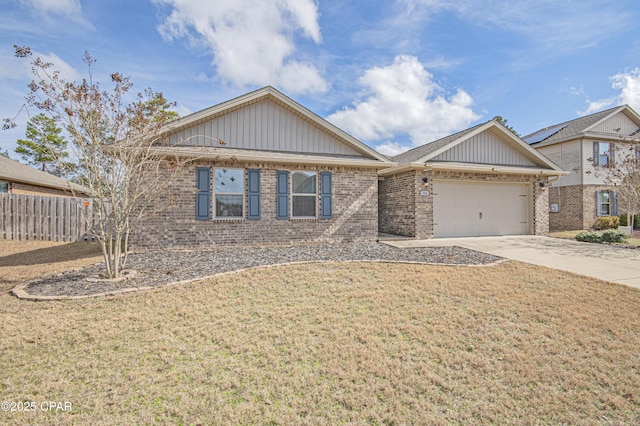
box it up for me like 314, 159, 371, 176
636, 146, 640, 167
0, 181, 8, 193
593, 142, 614, 167
213, 168, 244, 218
291, 171, 317, 218
596, 190, 618, 216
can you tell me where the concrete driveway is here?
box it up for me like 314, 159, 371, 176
381, 235, 640, 290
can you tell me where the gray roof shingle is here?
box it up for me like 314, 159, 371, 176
392, 121, 488, 165
0, 156, 87, 194
523, 106, 621, 146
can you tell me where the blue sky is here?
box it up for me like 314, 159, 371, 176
1, 0, 639, 158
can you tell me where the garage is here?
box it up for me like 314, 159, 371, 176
432, 180, 531, 238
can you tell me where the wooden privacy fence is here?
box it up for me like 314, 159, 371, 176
0, 194, 93, 242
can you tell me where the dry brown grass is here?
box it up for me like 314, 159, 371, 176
1, 243, 640, 424
0, 240, 102, 293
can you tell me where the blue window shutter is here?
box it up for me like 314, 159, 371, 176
247, 169, 261, 220
593, 142, 599, 166
276, 171, 289, 219
610, 144, 616, 166
196, 167, 210, 220
320, 172, 332, 219
613, 191, 618, 216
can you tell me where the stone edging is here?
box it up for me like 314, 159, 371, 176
11, 259, 509, 302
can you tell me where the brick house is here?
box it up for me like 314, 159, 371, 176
378, 120, 565, 238
0, 155, 86, 196
525, 105, 640, 230
133, 86, 393, 248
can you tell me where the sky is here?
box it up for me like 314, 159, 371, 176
1, 0, 639, 159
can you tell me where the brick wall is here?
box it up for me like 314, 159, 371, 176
548, 185, 584, 230
378, 171, 417, 237
548, 184, 626, 231
10, 182, 74, 197
379, 168, 550, 238
132, 161, 379, 248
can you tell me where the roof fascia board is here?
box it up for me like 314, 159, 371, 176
583, 105, 628, 133
378, 161, 568, 177
152, 147, 395, 169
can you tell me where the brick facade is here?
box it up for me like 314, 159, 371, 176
379, 169, 550, 238
548, 184, 624, 230
10, 182, 75, 197
132, 161, 379, 249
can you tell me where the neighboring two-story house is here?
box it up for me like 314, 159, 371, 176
525, 105, 640, 230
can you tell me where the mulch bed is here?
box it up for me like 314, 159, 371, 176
22, 243, 502, 298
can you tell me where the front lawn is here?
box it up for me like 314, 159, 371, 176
1, 244, 639, 424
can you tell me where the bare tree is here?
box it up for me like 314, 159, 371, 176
590, 143, 640, 229
4, 46, 187, 278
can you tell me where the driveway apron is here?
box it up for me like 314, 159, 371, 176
382, 235, 640, 290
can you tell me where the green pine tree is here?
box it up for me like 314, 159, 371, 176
15, 113, 70, 177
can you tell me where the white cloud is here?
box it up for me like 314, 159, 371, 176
21, 0, 82, 15
611, 68, 640, 110
36, 52, 82, 82
20, 0, 88, 25
154, 0, 327, 94
375, 141, 411, 156
327, 55, 479, 146
398, 0, 631, 62
580, 68, 640, 115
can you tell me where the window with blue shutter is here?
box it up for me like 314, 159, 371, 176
596, 190, 618, 216
196, 167, 211, 220
320, 172, 332, 219
276, 171, 289, 219
247, 169, 261, 220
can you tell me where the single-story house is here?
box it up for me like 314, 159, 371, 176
378, 119, 566, 238
0, 155, 86, 196
133, 86, 393, 248
524, 104, 640, 230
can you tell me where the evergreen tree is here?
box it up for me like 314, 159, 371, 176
493, 115, 521, 137
15, 113, 70, 176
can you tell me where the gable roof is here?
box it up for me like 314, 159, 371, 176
0, 156, 87, 194
523, 105, 640, 147
380, 120, 565, 177
162, 86, 391, 164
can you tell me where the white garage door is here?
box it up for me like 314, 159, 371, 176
432, 180, 530, 238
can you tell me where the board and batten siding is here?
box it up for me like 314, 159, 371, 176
536, 141, 581, 187
590, 112, 639, 135
168, 100, 364, 156
432, 130, 535, 166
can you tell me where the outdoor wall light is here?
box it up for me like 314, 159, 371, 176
422, 177, 429, 183
539, 182, 547, 188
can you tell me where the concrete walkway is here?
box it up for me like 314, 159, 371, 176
381, 235, 640, 290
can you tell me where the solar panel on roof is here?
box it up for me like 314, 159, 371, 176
523, 123, 566, 144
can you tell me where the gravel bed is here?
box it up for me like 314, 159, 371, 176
24, 243, 502, 297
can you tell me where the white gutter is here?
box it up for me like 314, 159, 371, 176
152, 147, 395, 169
378, 162, 569, 177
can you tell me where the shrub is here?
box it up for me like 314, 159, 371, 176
595, 216, 619, 230
576, 230, 628, 244
619, 214, 640, 228
576, 231, 603, 243
600, 229, 628, 243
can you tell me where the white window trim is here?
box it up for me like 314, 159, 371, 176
594, 141, 614, 167
212, 168, 245, 220
596, 190, 611, 217
291, 171, 317, 219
